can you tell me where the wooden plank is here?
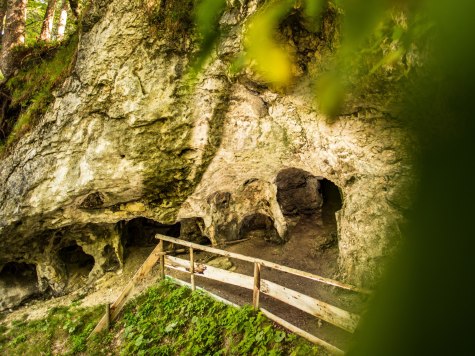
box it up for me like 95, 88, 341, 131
168, 276, 240, 308
260, 308, 345, 355
90, 242, 164, 335
165, 255, 254, 290
156, 234, 370, 294
190, 247, 195, 291
159, 239, 165, 280
260, 279, 360, 333
253, 262, 261, 309
105, 304, 110, 331
164, 255, 358, 332
165, 275, 344, 354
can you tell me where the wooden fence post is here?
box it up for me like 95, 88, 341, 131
159, 239, 165, 280
190, 247, 195, 291
253, 262, 261, 309
105, 303, 110, 330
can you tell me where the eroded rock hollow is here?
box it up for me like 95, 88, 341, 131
0, 0, 413, 308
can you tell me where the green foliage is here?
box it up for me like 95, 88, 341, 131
25, 0, 78, 44
0, 303, 102, 355
0, 34, 78, 150
89, 279, 317, 355
189, 0, 431, 117
25, 0, 48, 45
1, 280, 318, 355
191, 0, 226, 72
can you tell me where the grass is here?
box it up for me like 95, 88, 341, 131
1, 279, 319, 355
0, 303, 103, 355
0, 35, 78, 152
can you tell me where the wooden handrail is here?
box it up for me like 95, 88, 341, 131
165, 255, 359, 333
91, 234, 370, 354
155, 234, 371, 295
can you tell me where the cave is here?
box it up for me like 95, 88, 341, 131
119, 218, 181, 259
101, 245, 121, 272
276, 167, 322, 217
320, 178, 343, 227
0, 262, 39, 310
238, 213, 282, 244
0, 262, 38, 287
179, 217, 211, 245
58, 242, 95, 277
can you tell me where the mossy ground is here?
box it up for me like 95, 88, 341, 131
0, 279, 318, 355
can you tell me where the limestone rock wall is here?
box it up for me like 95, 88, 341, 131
0, 0, 413, 301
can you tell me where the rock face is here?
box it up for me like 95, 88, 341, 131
0, 0, 413, 306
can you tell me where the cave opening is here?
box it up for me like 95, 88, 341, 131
120, 217, 181, 259
179, 217, 211, 245
0, 262, 38, 287
238, 213, 281, 244
101, 245, 121, 272
320, 178, 343, 227
58, 242, 95, 278
275, 168, 342, 265
0, 262, 39, 310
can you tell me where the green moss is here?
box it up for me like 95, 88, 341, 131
0, 35, 78, 151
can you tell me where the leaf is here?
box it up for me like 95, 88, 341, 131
135, 334, 144, 347
164, 321, 177, 333
274, 330, 286, 343
244, 0, 295, 86
192, 0, 227, 72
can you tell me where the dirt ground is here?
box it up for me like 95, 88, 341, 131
1, 212, 368, 354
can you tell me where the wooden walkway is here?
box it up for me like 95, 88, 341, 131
91, 234, 371, 354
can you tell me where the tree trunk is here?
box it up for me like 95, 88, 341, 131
1, 0, 27, 78
57, 0, 68, 40
39, 0, 57, 42
0, 0, 8, 43
69, 0, 78, 18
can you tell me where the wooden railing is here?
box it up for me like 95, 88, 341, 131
91, 234, 371, 354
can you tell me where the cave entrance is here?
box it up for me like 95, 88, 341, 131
0, 262, 39, 310
320, 178, 343, 227
275, 169, 342, 269
58, 242, 95, 278
0, 262, 38, 288
120, 218, 181, 259
238, 213, 282, 244
179, 217, 211, 245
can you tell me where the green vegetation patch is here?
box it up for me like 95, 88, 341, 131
1, 279, 318, 355
0, 35, 78, 153
0, 303, 103, 355
89, 279, 317, 355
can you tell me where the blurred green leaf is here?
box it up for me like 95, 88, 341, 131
303, 0, 325, 19
315, 71, 345, 117
192, 0, 227, 72
244, 0, 295, 86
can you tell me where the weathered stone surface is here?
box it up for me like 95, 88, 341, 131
276, 168, 323, 216
0, 0, 414, 299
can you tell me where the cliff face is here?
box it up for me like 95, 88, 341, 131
0, 0, 413, 304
